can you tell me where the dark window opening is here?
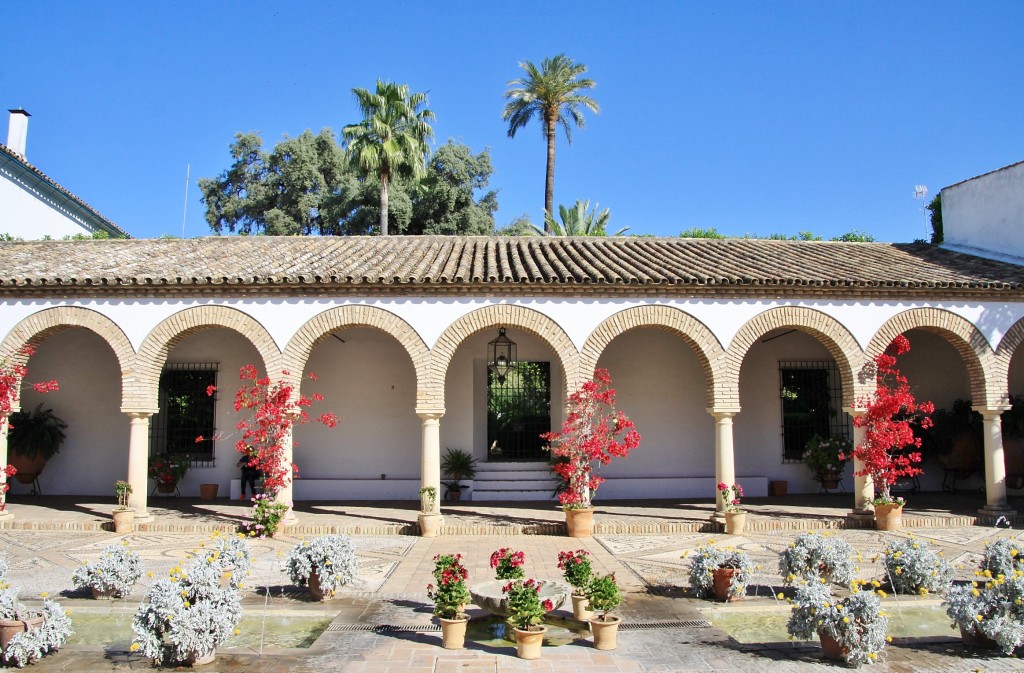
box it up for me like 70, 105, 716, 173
151, 363, 218, 466
779, 361, 850, 462
487, 361, 551, 462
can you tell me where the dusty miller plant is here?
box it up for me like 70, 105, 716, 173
685, 542, 754, 600
980, 538, 1024, 577
198, 531, 252, 590
787, 580, 889, 666
882, 536, 953, 595
285, 535, 358, 598
0, 587, 73, 668
778, 532, 855, 587
131, 557, 242, 664
71, 542, 142, 598
944, 543, 1024, 654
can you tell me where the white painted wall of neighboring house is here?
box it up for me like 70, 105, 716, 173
942, 161, 1024, 262
0, 171, 96, 239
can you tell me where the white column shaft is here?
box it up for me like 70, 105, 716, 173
127, 413, 152, 520
419, 413, 443, 513
981, 409, 1009, 511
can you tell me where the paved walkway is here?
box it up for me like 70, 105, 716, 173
2, 493, 1024, 671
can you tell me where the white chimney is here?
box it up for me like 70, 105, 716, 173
6, 109, 30, 158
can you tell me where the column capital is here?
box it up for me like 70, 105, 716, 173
848, 407, 868, 418
706, 407, 740, 420
416, 408, 446, 420
978, 406, 1012, 419
122, 407, 158, 417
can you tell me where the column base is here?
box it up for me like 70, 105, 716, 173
709, 511, 726, 524
978, 505, 1017, 521
0, 509, 12, 522
846, 508, 875, 523
133, 511, 153, 523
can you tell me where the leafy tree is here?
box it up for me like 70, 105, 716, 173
343, 81, 435, 235
199, 130, 350, 235
502, 54, 599, 226
927, 194, 943, 244
497, 213, 536, 236
533, 200, 627, 236
830, 230, 876, 242
679, 227, 726, 239
408, 141, 497, 235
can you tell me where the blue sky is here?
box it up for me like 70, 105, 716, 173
4, 1, 1022, 241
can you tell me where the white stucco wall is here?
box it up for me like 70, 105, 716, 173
0, 170, 96, 240
942, 161, 1024, 262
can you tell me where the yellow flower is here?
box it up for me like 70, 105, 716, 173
878, 590, 887, 598
972, 589, 980, 597
234, 628, 241, 635
146, 571, 154, 577
130, 643, 140, 652
868, 653, 877, 660
976, 615, 984, 621
39, 592, 47, 598
871, 580, 881, 588
842, 617, 850, 624
777, 593, 785, 600
886, 635, 893, 643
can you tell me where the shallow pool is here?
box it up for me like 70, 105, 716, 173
705, 602, 956, 644
66, 613, 333, 650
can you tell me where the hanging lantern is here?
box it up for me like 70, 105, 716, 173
487, 327, 517, 384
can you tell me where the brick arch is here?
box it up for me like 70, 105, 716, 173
0, 306, 137, 410
869, 308, 997, 407
134, 306, 281, 410
727, 307, 865, 409
428, 305, 580, 409
283, 306, 430, 402
580, 306, 726, 408
994, 316, 1024, 406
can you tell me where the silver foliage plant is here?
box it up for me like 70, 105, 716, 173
684, 542, 754, 600
786, 580, 889, 666
778, 531, 855, 587
943, 537, 1024, 654
71, 542, 143, 598
285, 535, 358, 598
131, 555, 242, 664
0, 587, 73, 668
881, 536, 954, 595
200, 532, 253, 590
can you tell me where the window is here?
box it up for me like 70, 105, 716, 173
150, 363, 218, 465
487, 361, 551, 461
779, 361, 850, 462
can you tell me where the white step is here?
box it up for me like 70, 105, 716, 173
471, 489, 558, 502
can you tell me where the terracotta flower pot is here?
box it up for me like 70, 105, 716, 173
959, 625, 998, 649
418, 512, 442, 538
819, 631, 847, 661
589, 615, 620, 650
874, 503, 903, 531
571, 594, 593, 621
307, 570, 332, 601
564, 507, 595, 538
712, 567, 742, 602
111, 507, 135, 534
199, 483, 219, 500
768, 480, 788, 497
182, 649, 216, 666
0, 615, 44, 662
513, 625, 547, 660
723, 511, 746, 535
438, 615, 469, 649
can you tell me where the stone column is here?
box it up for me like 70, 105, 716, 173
849, 408, 874, 520
126, 412, 153, 521
418, 410, 445, 515
980, 407, 1016, 518
708, 409, 738, 523
277, 416, 298, 524
0, 415, 11, 521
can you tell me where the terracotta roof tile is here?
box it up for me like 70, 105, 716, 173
0, 235, 1021, 293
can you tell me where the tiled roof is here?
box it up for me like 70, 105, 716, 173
0, 144, 130, 239
0, 236, 1021, 293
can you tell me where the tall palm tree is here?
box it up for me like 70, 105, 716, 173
531, 200, 629, 236
343, 81, 435, 235
502, 54, 599, 230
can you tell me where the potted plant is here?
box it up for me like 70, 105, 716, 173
882, 536, 953, 596
7, 403, 66, 486
426, 553, 471, 649
112, 480, 134, 533
778, 532, 855, 587
586, 572, 621, 650
490, 547, 526, 580
686, 541, 754, 602
944, 539, 1024, 652
284, 535, 358, 601
441, 448, 477, 501
147, 453, 191, 495
786, 580, 890, 665
503, 579, 552, 660
201, 531, 253, 589
853, 335, 934, 530
718, 482, 745, 534
240, 492, 289, 538
0, 586, 73, 667
131, 555, 241, 666
541, 369, 640, 538
72, 541, 142, 599
803, 435, 853, 489
557, 549, 593, 620
418, 486, 441, 537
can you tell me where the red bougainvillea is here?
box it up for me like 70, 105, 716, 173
202, 364, 338, 505
852, 335, 934, 505
1, 344, 58, 512
541, 369, 640, 510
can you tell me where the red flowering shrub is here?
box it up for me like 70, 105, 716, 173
490, 547, 526, 580
503, 578, 553, 630
426, 553, 470, 619
556, 549, 593, 595
852, 335, 934, 505
1, 344, 57, 513
542, 369, 640, 509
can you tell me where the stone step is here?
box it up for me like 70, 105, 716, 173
469, 489, 557, 502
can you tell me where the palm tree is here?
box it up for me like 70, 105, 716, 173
502, 54, 599, 230
343, 81, 435, 235
532, 200, 628, 236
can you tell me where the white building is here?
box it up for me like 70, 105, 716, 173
0, 110, 128, 240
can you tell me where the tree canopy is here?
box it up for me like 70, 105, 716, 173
533, 200, 628, 236
502, 54, 599, 226
199, 132, 497, 237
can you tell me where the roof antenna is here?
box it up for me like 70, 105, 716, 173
913, 185, 928, 240
181, 163, 191, 238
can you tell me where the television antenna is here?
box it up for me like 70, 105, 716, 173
914, 185, 929, 238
